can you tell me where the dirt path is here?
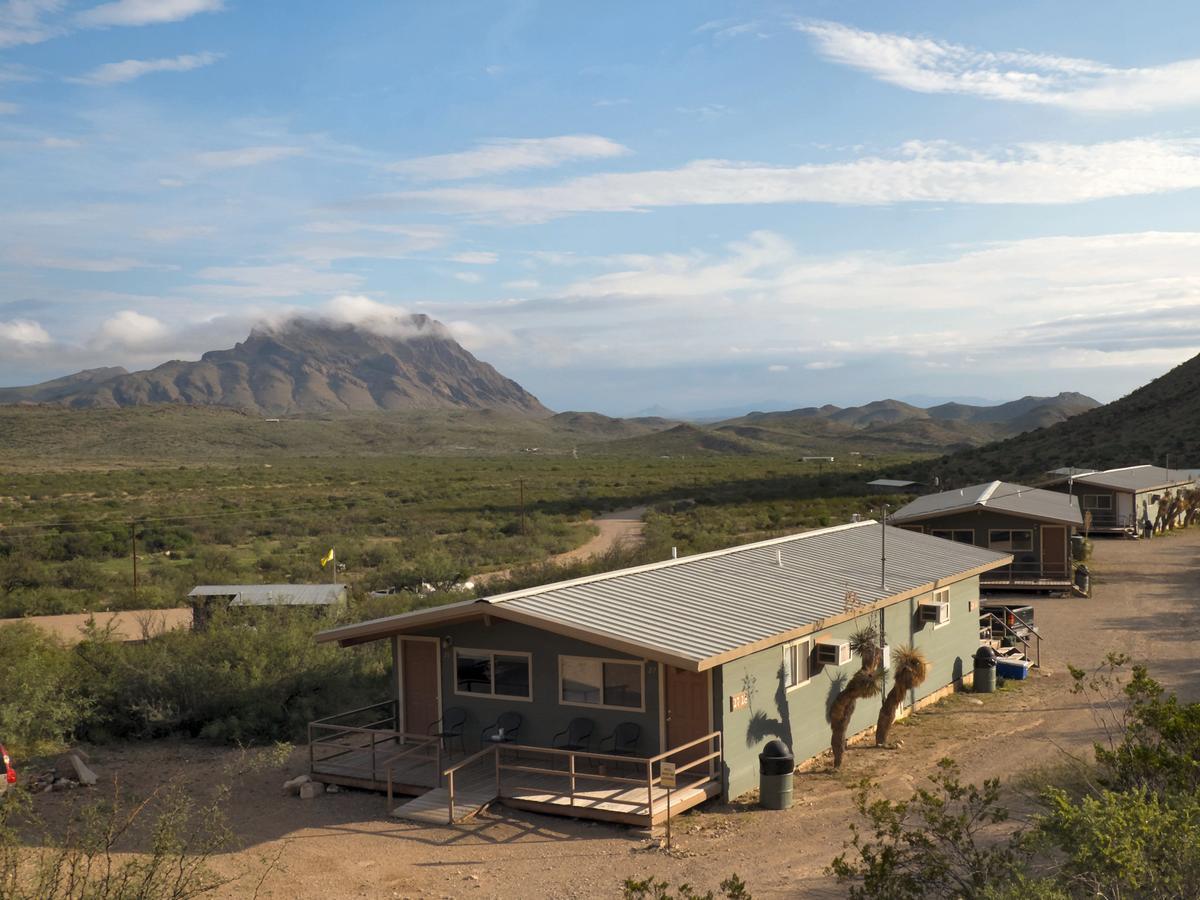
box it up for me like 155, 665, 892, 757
5, 608, 192, 644
475, 505, 647, 585
25, 529, 1200, 898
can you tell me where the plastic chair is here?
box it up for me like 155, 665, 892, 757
552, 717, 594, 752
600, 722, 641, 756
481, 711, 523, 746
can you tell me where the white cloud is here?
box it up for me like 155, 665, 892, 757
140, 224, 215, 242
450, 251, 498, 265
194, 145, 304, 168
91, 309, 168, 348
0, 318, 51, 345
158, 177, 185, 188
42, 136, 80, 148
391, 138, 1200, 222
503, 279, 539, 291
16, 253, 161, 271
804, 361, 843, 370
453, 271, 484, 284
767, 364, 789, 373
390, 134, 631, 181
0, 100, 17, 114
193, 263, 362, 298
323, 295, 447, 340
445, 318, 516, 352
73, 51, 221, 85
798, 19, 1200, 113
0, 0, 63, 48
76, 0, 223, 28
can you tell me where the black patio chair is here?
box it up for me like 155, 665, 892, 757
481, 711, 523, 747
428, 707, 467, 757
552, 717, 594, 752
600, 722, 641, 756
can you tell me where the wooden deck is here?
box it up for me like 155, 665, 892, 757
503, 773, 719, 826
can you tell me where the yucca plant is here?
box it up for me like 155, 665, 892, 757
829, 625, 883, 768
875, 645, 929, 747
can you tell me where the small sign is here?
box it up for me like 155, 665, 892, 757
660, 762, 677, 789
729, 691, 749, 712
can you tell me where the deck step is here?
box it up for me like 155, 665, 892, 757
391, 784, 496, 824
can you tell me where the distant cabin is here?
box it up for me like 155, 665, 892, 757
1044, 465, 1200, 536
187, 583, 347, 629
889, 481, 1082, 592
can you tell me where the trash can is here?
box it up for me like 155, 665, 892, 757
1070, 534, 1086, 561
1074, 564, 1091, 597
973, 645, 997, 694
758, 739, 794, 810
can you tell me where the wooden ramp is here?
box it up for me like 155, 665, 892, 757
391, 753, 498, 824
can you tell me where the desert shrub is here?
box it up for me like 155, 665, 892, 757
0, 623, 89, 756
623, 875, 751, 899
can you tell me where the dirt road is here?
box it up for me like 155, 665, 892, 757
27, 529, 1200, 898
5, 608, 192, 644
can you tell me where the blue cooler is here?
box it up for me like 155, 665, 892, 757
995, 657, 1032, 680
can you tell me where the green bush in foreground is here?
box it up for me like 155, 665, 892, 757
0, 623, 89, 757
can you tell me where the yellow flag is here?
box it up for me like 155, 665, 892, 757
320, 548, 334, 568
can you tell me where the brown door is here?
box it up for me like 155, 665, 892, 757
401, 639, 440, 735
1041, 526, 1067, 578
664, 666, 710, 765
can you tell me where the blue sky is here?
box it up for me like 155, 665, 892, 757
3, 1, 1200, 415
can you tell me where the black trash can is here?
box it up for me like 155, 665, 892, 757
1074, 564, 1091, 597
758, 739, 794, 810
973, 645, 997, 694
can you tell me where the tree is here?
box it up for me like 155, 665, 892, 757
876, 646, 929, 747
830, 625, 883, 768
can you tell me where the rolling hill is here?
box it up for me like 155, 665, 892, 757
0, 317, 548, 416
924, 353, 1200, 484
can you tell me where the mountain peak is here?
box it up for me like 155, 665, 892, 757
0, 315, 550, 417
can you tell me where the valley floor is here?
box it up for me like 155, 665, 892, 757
23, 528, 1200, 898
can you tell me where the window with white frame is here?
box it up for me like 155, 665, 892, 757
559, 656, 644, 710
1081, 494, 1112, 510
453, 649, 532, 700
783, 639, 811, 689
988, 529, 1033, 552
933, 587, 950, 604
930, 529, 975, 545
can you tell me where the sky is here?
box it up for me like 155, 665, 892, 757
3, 1, 1200, 416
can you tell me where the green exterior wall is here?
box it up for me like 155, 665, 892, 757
714, 576, 980, 800
406, 616, 661, 756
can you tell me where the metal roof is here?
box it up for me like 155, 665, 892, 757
188, 584, 347, 607
890, 481, 1082, 527
1056, 465, 1200, 493
316, 521, 1010, 670
868, 479, 920, 488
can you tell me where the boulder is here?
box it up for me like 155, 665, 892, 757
298, 781, 324, 800
282, 773, 311, 794
71, 754, 98, 787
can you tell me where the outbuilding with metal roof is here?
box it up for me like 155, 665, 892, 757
1044, 465, 1199, 536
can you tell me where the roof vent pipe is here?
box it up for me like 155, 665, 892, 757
671, 546, 678, 559
777, 549, 783, 567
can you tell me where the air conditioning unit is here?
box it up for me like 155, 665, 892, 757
919, 601, 950, 625
815, 639, 852, 666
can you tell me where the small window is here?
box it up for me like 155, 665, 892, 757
933, 587, 950, 604
783, 639, 811, 689
1081, 494, 1112, 511
988, 529, 1033, 552
930, 529, 974, 545
559, 656, 644, 710
454, 649, 532, 700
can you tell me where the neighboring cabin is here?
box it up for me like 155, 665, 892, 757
313, 521, 1009, 819
187, 583, 347, 629
1044, 465, 1200, 536
889, 481, 1082, 592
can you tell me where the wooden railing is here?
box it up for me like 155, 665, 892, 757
982, 560, 1071, 584
980, 611, 1041, 668
384, 737, 442, 813
309, 699, 439, 786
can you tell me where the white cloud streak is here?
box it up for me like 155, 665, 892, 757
389, 139, 1200, 222
798, 19, 1200, 113
194, 145, 304, 168
75, 0, 223, 28
390, 134, 631, 181
74, 51, 221, 85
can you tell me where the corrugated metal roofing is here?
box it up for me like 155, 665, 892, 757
868, 479, 920, 488
317, 521, 1009, 668
890, 481, 1082, 527
1063, 465, 1200, 493
188, 584, 347, 607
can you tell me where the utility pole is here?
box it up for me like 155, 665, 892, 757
130, 520, 139, 606
879, 504, 888, 590
519, 478, 527, 536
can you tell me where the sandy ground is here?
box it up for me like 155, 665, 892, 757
22, 529, 1200, 899
6, 607, 192, 644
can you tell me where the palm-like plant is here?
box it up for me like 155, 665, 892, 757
875, 645, 929, 747
829, 625, 882, 768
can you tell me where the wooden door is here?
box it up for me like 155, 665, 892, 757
401, 639, 440, 736
1041, 526, 1066, 578
664, 666, 710, 765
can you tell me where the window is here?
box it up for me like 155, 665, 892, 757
559, 656, 644, 710
930, 529, 975, 545
783, 639, 811, 689
1081, 494, 1112, 511
454, 649, 532, 700
933, 587, 950, 604
988, 529, 1033, 552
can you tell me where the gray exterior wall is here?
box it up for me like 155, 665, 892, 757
896, 510, 1072, 572
714, 576, 980, 800
406, 616, 661, 756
